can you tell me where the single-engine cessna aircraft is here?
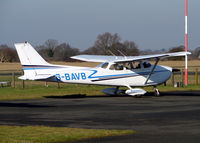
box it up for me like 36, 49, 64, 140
15, 42, 190, 96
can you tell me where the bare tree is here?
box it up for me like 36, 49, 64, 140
53, 43, 79, 61
44, 39, 58, 58
192, 47, 200, 59
0, 45, 18, 62
94, 32, 121, 55
82, 32, 139, 56
35, 39, 58, 61
167, 45, 185, 60
81, 46, 105, 55
121, 41, 139, 56
36, 45, 49, 60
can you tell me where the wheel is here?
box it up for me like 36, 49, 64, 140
154, 88, 160, 96
114, 86, 120, 95
135, 94, 142, 98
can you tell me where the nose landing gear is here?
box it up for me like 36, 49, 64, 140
154, 86, 160, 96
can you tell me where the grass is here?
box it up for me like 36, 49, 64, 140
0, 83, 106, 100
0, 83, 200, 101
144, 84, 200, 92
0, 125, 135, 143
0, 61, 200, 101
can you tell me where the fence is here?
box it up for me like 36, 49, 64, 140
0, 71, 61, 89
170, 69, 199, 86
0, 67, 200, 88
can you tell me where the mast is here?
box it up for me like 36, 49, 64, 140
185, 0, 188, 85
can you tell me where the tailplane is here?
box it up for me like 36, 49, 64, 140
14, 42, 52, 80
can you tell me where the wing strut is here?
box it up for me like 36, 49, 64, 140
144, 58, 160, 85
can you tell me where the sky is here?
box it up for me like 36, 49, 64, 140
0, 0, 199, 51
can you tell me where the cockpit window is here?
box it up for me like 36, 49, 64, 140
125, 61, 141, 69
125, 62, 134, 70
143, 62, 151, 68
132, 61, 141, 69
108, 61, 151, 70
109, 63, 124, 70
101, 62, 109, 69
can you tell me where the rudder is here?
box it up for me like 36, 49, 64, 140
14, 42, 51, 80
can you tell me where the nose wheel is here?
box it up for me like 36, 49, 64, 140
154, 87, 160, 96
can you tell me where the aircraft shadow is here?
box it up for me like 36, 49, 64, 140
0, 102, 54, 108
44, 94, 130, 99
44, 91, 200, 99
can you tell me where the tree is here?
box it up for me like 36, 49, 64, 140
82, 46, 105, 55
94, 32, 121, 55
36, 45, 49, 60
53, 43, 79, 61
44, 39, 58, 58
82, 32, 140, 56
192, 47, 200, 59
121, 41, 139, 56
168, 45, 185, 53
36, 39, 58, 61
0, 45, 18, 62
167, 45, 185, 60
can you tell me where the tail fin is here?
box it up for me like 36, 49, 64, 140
14, 42, 49, 66
14, 42, 51, 80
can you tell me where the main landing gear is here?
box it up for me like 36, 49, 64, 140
114, 86, 120, 95
102, 86, 160, 97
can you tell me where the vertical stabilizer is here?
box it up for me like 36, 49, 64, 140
14, 42, 49, 66
14, 42, 51, 80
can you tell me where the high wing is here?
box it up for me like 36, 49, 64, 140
71, 51, 191, 63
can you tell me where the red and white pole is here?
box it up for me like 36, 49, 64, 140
185, 0, 188, 85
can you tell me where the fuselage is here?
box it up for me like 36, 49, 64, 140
30, 63, 172, 87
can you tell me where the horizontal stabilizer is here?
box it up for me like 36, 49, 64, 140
19, 74, 54, 80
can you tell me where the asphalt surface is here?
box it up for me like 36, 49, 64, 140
1, 91, 200, 143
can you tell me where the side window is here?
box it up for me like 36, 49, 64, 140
135, 61, 141, 69
125, 62, 134, 70
101, 62, 109, 69
143, 62, 151, 68
109, 64, 124, 70
115, 64, 123, 70
109, 64, 115, 70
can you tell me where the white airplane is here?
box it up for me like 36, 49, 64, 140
14, 42, 190, 97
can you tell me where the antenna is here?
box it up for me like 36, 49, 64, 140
108, 50, 118, 59
117, 50, 127, 59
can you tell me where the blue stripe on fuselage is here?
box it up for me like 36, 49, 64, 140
88, 70, 168, 79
